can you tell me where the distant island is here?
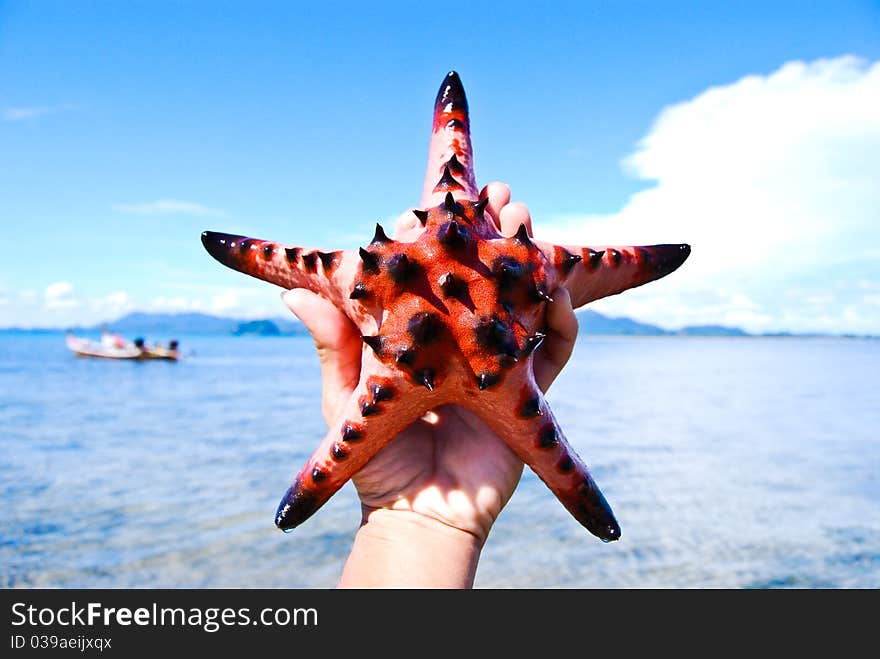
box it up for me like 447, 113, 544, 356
577, 311, 749, 337
1, 310, 873, 339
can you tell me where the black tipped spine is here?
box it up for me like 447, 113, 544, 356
514, 223, 532, 247
387, 253, 415, 283
371, 223, 391, 245
360, 400, 379, 417
478, 372, 501, 390
359, 247, 379, 274
317, 251, 337, 272
560, 249, 582, 275
532, 286, 554, 303
395, 349, 415, 366
538, 424, 559, 449
446, 153, 465, 175
412, 209, 430, 226
285, 247, 300, 264
408, 311, 439, 344
419, 369, 435, 391
493, 256, 524, 290
440, 272, 466, 299
557, 454, 574, 473
362, 335, 384, 355
434, 164, 463, 192
438, 221, 468, 250
522, 332, 546, 357
301, 252, 317, 273
349, 282, 368, 300
443, 191, 458, 213
370, 383, 393, 403
475, 316, 516, 356
520, 395, 543, 417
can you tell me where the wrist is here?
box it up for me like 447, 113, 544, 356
337, 507, 483, 588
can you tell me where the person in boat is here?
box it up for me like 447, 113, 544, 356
101, 326, 128, 349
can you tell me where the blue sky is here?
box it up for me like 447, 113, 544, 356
2, 1, 879, 332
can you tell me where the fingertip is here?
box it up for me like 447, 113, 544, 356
486, 182, 511, 206
481, 180, 509, 197
281, 288, 309, 315
394, 209, 418, 233
281, 288, 350, 334
498, 201, 533, 237
482, 182, 511, 228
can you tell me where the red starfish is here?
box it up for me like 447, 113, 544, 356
201, 72, 690, 542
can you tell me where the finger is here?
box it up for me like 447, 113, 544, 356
394, 209, 422, 240
480, 182, 510, 229
282, 289, 362, 424
533, 287, 579, 393
498, 201, 534, 237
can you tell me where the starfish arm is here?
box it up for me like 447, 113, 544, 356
535, 240, 691, 309
420, 71, 479, 208
201, 230, 366, 311
463, 380, 621, 542
274, 360, 430, 531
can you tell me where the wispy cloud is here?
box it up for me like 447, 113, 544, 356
539, 56, 880, 334
111, 199, 227, 217
2, 104, 76, 122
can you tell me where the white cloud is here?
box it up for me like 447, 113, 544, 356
146, 286, 278, 318
104, 291, 130, 307
89, 291, 133, 315
541, 56, 880, 334
149, 295, 202, 313
210, 291, 241, 314
44, 281, 79, 309
111, 199, 227, 217
45, 281, 74, 300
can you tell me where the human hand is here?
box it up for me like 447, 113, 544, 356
283, 182, 579, 584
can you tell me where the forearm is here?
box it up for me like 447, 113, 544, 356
337, 508, 483, 589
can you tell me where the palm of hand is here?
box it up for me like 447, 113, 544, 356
353, 404, 524, 539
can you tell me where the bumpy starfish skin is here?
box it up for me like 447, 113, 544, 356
201, 72, 690, 542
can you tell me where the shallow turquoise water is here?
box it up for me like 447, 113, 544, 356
1, 333, 878, 588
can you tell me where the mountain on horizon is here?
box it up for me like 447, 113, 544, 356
72, 311, 307, 337
578, 310, 669, 335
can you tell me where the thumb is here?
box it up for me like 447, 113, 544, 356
282, 289, 362, 424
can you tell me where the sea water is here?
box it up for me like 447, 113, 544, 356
1, 333, 878, 588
